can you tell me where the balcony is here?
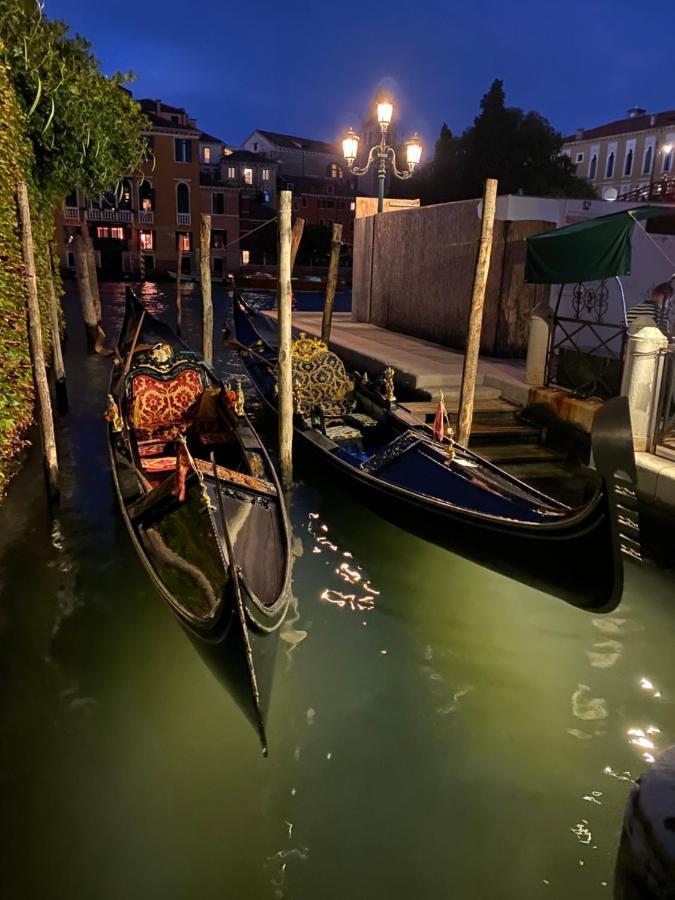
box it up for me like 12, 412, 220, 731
177, 213, 192, 226
64, 206, 80, 220
85, 208, 133, 224
138, 210, 154, 225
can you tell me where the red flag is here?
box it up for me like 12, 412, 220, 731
433, 393, 447, 443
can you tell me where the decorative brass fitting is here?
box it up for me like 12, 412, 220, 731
446, 425, 456, 464
235, 377, 245, 416
383, 366, 396, 403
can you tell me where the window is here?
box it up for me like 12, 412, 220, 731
65, 189, 78, 206
643, 146, 653, 175
66, 251, 75, 268
212, 257, 224, 277
263, 190, 271, 204
174, 138, 192, 163
589, 154, 597, 179
252, 142, 258, 152
243, 168, 253, 185
227, 166, 236, 179
606, 151, 615, 178
241, 249, 250, 264
139, 181, 154, 211
329, 163, 344, 178
143, 254, 155, 272
286, 182, 294, 191
202, 146, 211, 163
63, 226, 77, 244
262, 168, 271, 181
575, 152, 584, 164
176, 182, 190, 214
211, 229, 227, 249
624, 149, 633, 176
212, 192, 224, 215
119, 179, 133, 210
110, 227, 125, 240
176, 232, 191, 251
665, 146, 674, 173
96, 226, 109, 238
140, 230, 154, 250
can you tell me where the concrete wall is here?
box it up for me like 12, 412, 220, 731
352, 199, 553, 357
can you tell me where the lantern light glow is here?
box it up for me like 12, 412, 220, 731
342, 129, 360, 166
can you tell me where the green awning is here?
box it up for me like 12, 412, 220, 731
525, 206, 673, 284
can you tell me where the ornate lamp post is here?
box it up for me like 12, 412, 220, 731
342, 96, 422, 213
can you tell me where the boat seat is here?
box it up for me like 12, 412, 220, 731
285, 333, 356, 418
325, 424, 361, 443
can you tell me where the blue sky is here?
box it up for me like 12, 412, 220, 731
45, 0, 675, 151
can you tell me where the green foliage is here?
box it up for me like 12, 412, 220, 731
407, 80, 596, 204
0, 0, 150, 205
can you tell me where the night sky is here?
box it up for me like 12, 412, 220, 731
45, 0, 675, 153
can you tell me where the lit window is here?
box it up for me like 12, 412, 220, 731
329, 163, 344, 178
227, 166, 236, 179
140, 230, 154, 250
262, 168, 270, 181
243, 168, 253, 185
96, 226, 109, 239
242, 249, 250, 264
110, 227, 125, 240
211, 229, 227, 249
176, 232, 191, 251
212, 192, 224, 215
202, 146, 211, 163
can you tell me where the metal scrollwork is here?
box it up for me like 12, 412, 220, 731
571, 280, 609, 322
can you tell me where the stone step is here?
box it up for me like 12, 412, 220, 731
477, 443, 565, 464
426, 385, 503, 402
401, 396, 515, 418
412, 371, 471, 390
467, 422, 543, 443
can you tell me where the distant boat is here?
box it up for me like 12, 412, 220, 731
235, 271, 346, 293
232, 289, 638, 613
107, 288, 292, 752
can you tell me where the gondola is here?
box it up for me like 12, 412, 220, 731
232, 290, 638, 613
107, 288, 292, 752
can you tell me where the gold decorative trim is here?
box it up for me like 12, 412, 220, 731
291, 332, 329, 362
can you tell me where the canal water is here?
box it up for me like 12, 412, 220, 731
1, 282, 673, 899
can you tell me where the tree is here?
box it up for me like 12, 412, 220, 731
0, 0, 149, 208
421, 80, 596, 203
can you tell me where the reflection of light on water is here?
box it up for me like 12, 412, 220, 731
572, 684, 608, 721
582, 791, 602, 805
626, 725, 662, 764
308, 512, 381, 614
571, 819, 592, 844
640, 676, 662, 698
320, 588, 375, 612
602, 766, 634, 782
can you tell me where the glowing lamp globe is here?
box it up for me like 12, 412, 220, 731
377, 100, 394, 127
406, 134, 423, 169
342, 129, 360, 166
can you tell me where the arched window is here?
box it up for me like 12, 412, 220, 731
176, 182, 190, 214
606, 151, 615, 178
624, 149, 633, 177
643, 146, 653, 175
139, 180, 154, 211
119, 178, 133, 210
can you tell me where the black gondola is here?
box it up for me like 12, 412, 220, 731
107, 288, 292, 752
232, 291, 638, 613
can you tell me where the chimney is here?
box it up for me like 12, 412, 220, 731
650, 114, 657, 126
576, 128, 584, 141
155, 100, 161, 115
627, 107, 646, 119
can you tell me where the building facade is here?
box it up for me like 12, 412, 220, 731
56, 99, 241, 279
562, 107, 675, 200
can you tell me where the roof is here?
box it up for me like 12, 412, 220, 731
564, 109, 675, 143
139, 98, 184, 115
227, 149, 277, 163
252, 129, 338, 155
278, 174, 355, 196
199, 130, 226, 144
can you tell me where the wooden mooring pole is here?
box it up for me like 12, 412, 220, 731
321, 222, 343, 344
200, 214, 213, 365
277, 191, 293, 491
290, 216, 305, 272
47, 261, 68, 414
81, 222, 102, 323
73, 234, 99, 352
175, 242, 183, 336
16, 181, 59, 500
457, 178, 498, 448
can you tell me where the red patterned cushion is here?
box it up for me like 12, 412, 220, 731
141, 456, 177, 473
131, 369, 203, 430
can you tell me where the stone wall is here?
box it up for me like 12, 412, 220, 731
352, 199, 554, 357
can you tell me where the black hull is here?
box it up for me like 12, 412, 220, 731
108, 289, 292, 752
232, 293, 631, 613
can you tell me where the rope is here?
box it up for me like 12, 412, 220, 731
222, 216, 278, 251
628, 211, 675, 272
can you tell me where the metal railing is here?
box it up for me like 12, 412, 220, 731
617, 177, 675, 203
85, 208, 133, 223
64, 206, 80, 220
177, 213, 191, 226
138, 210, 154, 225
546, 279, 627, 399
650, 346, 675, 458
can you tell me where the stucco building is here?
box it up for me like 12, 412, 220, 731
562, 107, 675, 200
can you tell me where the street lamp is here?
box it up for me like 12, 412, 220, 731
342, 95, 422, 213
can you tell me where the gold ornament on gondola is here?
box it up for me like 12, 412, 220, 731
291, 332, 328, 362
235, 377, 245, 416
445, 425, 456, 464
383, 366, 396, 403
106, 394, 123, 432
150, 342, 174, 364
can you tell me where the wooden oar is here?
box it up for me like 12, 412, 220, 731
209, 451, 268, 755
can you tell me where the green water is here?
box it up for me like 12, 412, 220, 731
1, 283, 673, 899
